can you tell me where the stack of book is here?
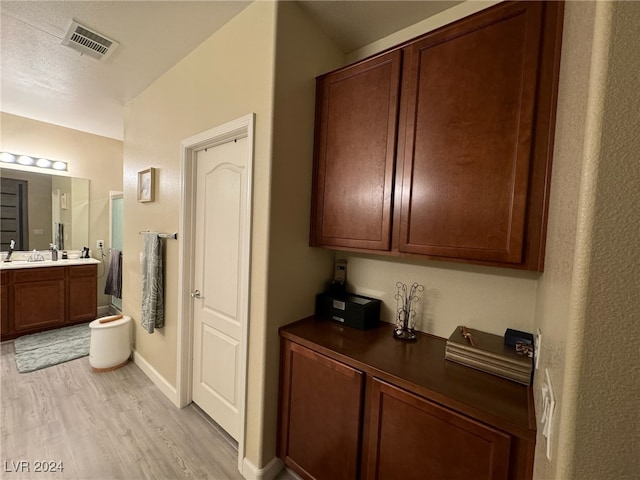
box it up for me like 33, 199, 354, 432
445, 326, 533, 385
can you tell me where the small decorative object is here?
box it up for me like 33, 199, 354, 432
393, 281, 424, 341
137, 167, 155, 203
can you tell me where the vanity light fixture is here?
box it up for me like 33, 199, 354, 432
0, 152, 16, 163
36, 158, 52, 168
17, 155, 35, 166
0, 151, 67, 172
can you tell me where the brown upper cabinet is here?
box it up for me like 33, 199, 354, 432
310, 1, 564, 271
310, 50, 402, 251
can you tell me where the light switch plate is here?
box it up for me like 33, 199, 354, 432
541, 368, 556, 460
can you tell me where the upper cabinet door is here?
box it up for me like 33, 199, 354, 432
311, 51, 402, 251
397, 2, 545, 264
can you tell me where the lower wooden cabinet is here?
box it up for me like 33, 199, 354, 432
278, 317, 536, 480
364, 378, 510, 480
1, 270, 11, 335
68, 265, 98, 324
1, 264, 98, 341
279, 342, 364, 480
13, 267, 66, 333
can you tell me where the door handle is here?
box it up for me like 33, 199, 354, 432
190, 290, 201, 299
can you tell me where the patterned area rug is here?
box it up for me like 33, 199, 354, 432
14, 323, 91, 373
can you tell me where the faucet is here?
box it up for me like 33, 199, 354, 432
4, 239, 15, 262
27, 249, 45, 262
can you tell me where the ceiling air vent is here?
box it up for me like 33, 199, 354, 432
62, 20, 120, 61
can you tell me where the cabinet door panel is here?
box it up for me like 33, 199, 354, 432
0, 285, 13, 335
14, 281, 65, 332
68, 275, 97, 324
311, 51, 401, 250
280, 342, 364, 480
1, 271, 10, 336
365, 379, 511, 480
398, 2, 543, 263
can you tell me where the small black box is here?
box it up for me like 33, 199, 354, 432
315, 292, 381, 330
504, 328, 534, 347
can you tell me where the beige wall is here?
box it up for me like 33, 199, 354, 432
548, 2, 639, 478
346, 0, 500, 62
532, 2, 595, 477
121, 0, 346, 469
7, 0, 635, 476
261, 1, 344, 466
0, 113, 123, 307
122, 0, 277, 469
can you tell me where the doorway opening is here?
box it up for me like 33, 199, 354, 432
109, 191, 124, 314
0, 178, 29, 250
177, 113, 255, 473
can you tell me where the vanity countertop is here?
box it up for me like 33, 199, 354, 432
0, 258, 100, 270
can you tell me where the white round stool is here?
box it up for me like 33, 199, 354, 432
89, 315, 132, 372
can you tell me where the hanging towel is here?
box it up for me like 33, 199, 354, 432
141, 232, 164, 333
104, 249, 123, 298
55, 222, 64, 250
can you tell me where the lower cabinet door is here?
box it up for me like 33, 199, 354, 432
1, 271, 10, 336
364, 378, 511, 480
68, 267, 97, 324
280, 341, 364, 480
13, 280, 65, 332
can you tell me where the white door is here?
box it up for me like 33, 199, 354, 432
192, 136, 249, 440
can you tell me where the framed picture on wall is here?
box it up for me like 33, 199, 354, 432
137, 168, 155, 203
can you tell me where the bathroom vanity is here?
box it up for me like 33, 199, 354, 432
278, 317, 536, 480
0, 259, 99, 341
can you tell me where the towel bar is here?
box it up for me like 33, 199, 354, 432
138, 231, 177, 239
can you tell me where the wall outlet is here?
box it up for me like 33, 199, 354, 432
96, 240, 104, 249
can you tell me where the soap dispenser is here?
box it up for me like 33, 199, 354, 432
50, 243, 58, 261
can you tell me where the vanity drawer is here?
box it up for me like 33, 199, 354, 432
68, 264, 98, 278
14, 267, 65, 283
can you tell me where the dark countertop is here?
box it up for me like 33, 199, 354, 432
280, 316, 536, 440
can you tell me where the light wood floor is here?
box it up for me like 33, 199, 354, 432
0, 341, 247, 480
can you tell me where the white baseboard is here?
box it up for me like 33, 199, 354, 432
97, 305, 110, 317
132, 349, 180, 408
241, 457, 283, 480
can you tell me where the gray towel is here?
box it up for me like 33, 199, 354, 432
141, 233, 164, 333
55, 222, 64, 250
104, 249, 122, 298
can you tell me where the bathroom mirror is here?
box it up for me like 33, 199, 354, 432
0, 167, 89, 251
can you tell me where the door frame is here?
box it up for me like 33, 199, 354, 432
177, 113, 255, 471
108, 190, 123, 314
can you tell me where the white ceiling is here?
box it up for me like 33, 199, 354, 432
0, 1, 461, 141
